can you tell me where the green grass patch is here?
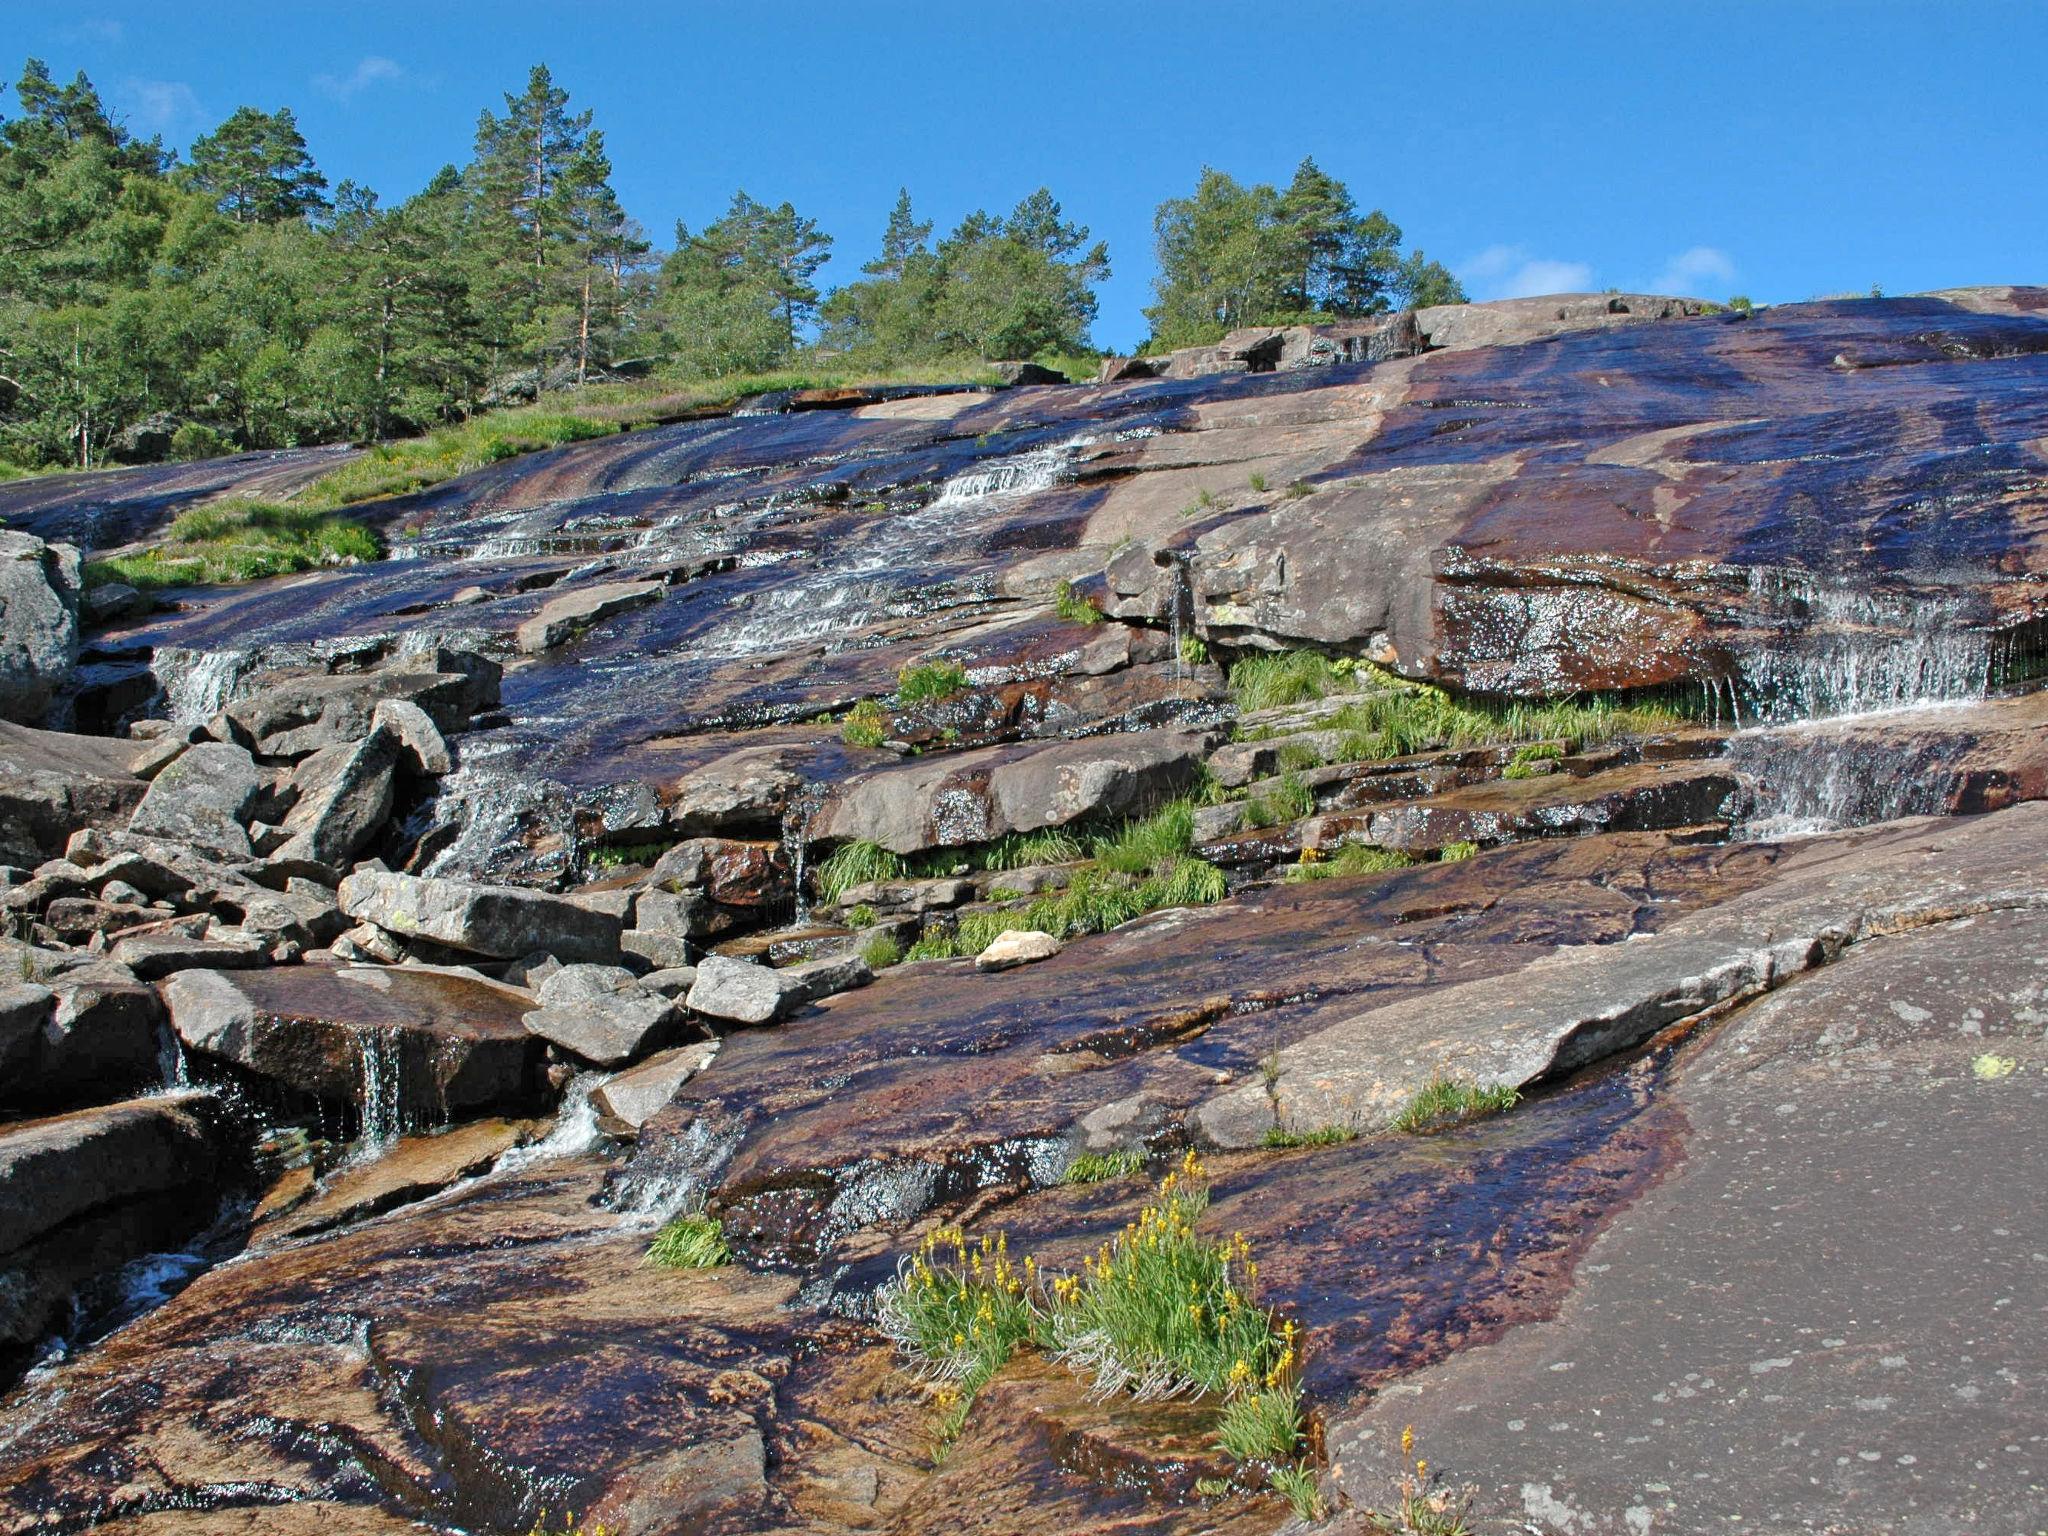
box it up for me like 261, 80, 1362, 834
1053, 578, 1102, 625
1269, 1460, 1327, 1520
1392, 1075, 1521, 1135
1438, 840, 1479, 862
85, 500, 382, 591
840, 698, 889, 750
859, 932, 904, 970
897, 659, 970, 703
648, 1212, 730, 1269
1063, 1149, 1146, 1184
1179, 634, 1211, 667
1242, 773, 1316, 830
1247, 471, 1269, 493
1284, 844, 1417, 883
1259, 1124, 1356, 1150
817, 838, 906, 903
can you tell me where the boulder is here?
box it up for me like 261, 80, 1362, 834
515, 580, 662, 655
644, 838, 788, 909
216, 666, 489, 758
128, 741, 264, 856
685, 952, 872, 1026
337, 870, 622, 964
521, 964, 684, 1068
813, 731, 1209, 856
591, 1041, 721, 1136
0, 721, 147, 868
0, 532, 79, 725
975, 929, 1063, 972
275, 729, 400, 866
109, 933, 268, 980
621, 929, 693, 970
161, 964, 546, 1121
371, 697, 453, 775
663, 748, 805, 836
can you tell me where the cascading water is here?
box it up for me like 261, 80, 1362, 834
699, 434, 1098, 659
602, 1115, 745, 1229
1720, 568, 2008, 836
494, 1071, 607, 1174
156, 646, 261, 726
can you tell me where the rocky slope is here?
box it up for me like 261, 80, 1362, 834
0, 291, 2045, 1535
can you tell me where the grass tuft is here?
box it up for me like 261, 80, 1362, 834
897, 659, 970, 703
1392, 1074, 1521, 1135
1053, 578, 1103, 625
1269, 1461, 1328, 1521
817, 838, 907, 903
1284, 844, 1417, 883
1259, 1124, 1356, 1150
1063, 1149, 1147, 1184
860, 932, 905, 969
648, 1212, 729, 1269
840, 698, 889, 750
1242, 773, 1316, 830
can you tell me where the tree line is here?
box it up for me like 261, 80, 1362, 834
0, 58, 1465, 472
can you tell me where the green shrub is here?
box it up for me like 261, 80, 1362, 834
648, 1212, 729, 1269
860, 932, 904, 969
897, 659, 970, 703
876, 1227, 1036, 1450
1063, 1148, 1146, 1184
816, 839, 906, 903
841, 698, 889, 749
1392, 1074, 1521, 1135
845, 903, 879, 928
1179, 634, 1212, 667
1216, 1384, 1304, 1462
168, 422, 230, 461
1269, 1461, 1327, 1521
1053, 579, 1102, 625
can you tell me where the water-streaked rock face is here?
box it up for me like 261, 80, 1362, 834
40, 291, 2048, 882
7, 292, 2048, 1535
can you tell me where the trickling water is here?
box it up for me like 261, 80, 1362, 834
603, 1116, 745, 1229
156, 1017, 190, 1088
354, 1025, 406, 1153
494, 1071, 607, 1175
156, 646, 260, 725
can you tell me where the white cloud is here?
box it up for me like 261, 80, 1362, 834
1459, 244, 1598, 301
1651, 245, 1737, 297
314, 55, 406, 102
64, 19, 125, 44
118, 78, 204, 135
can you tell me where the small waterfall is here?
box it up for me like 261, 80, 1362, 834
1733, 570, 1992, 723
783, 782, 827, 923
495, 1071, 607, 1174
930, 436, 1092, 506
156, 1018, 190, 1089
156, 646, 260, 726
1725, 702, 1976, 839
603, 1115, 744, 1229
354, 1026, 407, 1153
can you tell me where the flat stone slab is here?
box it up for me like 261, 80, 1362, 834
515, 580, 663, 655
1198, 803, 2048, 1146
162, 963, 546, 1124
338, 869, 621, 964
1326, 902, 2048, 1535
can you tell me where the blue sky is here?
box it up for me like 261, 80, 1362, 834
12, 2, 2044, 351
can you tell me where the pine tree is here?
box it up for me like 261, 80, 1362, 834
180, 106, 329, 224
660, 190, 831, 375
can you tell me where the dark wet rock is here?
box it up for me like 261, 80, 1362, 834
1325, 902, 2048, 1536
1198, 803, 2048, 1146
515, 579, 663, 654
0, 531, 80, 726
990, 361, 1069, 386
0, 444, 358, 551
685, 951, 871, 1026
0, 971, 168, 1119
0, 720, 147, 868
663, 747, 805, 836
338, 869, 622, 964
592, 1039, 721, 1135
162, 963, 546, 1124
275, 729, 399, 866
127, 741, 264, 857
0, 1090, 233, 1376
644, 837, 791, 910
255, 1117, 539, 1242
522, 964, 684, 1067
79, 579, 145, 627
814, 730, 1209, 856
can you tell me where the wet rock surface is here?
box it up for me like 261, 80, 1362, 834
5, 293, 2048, 1534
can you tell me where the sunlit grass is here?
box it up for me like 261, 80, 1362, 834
83, 500, 381, 590
1063, 1148, 1147, 1184
647, 1212, 729, 1269
1391, 1074, 1521, 1135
